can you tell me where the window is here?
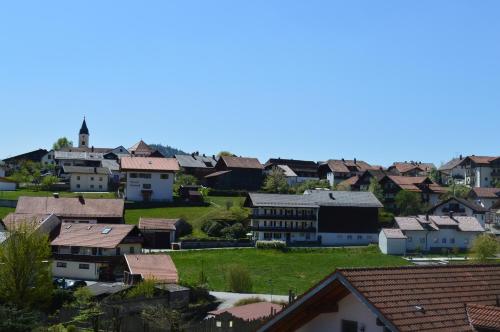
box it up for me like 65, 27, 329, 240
76, 176, 80, 181
160, 174, 169, 180
130, 173, 138, 178
99, 177, 103, 181
56, 262, 67, 268
442, 238, 447, 244
71, 247, 80, 254
341, 320, 358, 332
90, 177, 94, 181
264, 233, 272, 240
143, 184, 152, 189
130, 247, 135, 254
76, 184, 80, 189
99, 185, 103, 189
79, 264, 90, 270
139, 173, 152, 179
347, 235, 353, 240
273, 233, 282, 239
357, 235, 363, 240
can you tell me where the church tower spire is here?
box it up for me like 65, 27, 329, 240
79, 117, 89, 148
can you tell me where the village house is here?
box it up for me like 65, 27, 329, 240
205, 155, 264, 191
2, 148, 49, 170
468, 187, 500, 210
264, 158, 319, 185
379, 214, 484, 255
2, 212, 61, 240
258, 265, 500, 332
387, 161, 435, 177
245, 190, 383, 246
124, 254, 178, 284
14, 196, 124, 223
51, 223, 143, 281
128, 140, 154, 157
138, 217, 181, 249
63, 166, 111, 192
379, 175, 446, 209
428, 197, 488, 227
338, 169, 387, 191
438, 155, 466, 185
120, 156, 179, 202
462, 155, 500, 188
175, 153, 217, 181
318, 159, 379, 186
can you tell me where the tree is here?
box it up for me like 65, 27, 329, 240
52, 137, 73, 150
394, 190, 425, 216
292, 179, 331, 194
227, 265, 253, 293
70, 287, 103, 332
471, 234, 499, 261
262, 167, 289, 193
0, 222, 53, 309
217, 151, 234, 157
368, 177, 384, 203
174, 172, 198, 194
334, 182, 352, 191
442, 183, 471, 200
41, 175, 59, 190
0, 304, 41, 332
141, 305, 181, 332
428, 168, 440, 184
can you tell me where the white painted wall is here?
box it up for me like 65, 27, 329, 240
69, 173, 109, 192
125, 171, 174, 202
0, 180, 16, 191
297, 293, 385, 332
52, 260, 101, 280
0, 167, 5, 177
319, 233, 378, 246
41, 151, 55, 166
379, 231, 406, 255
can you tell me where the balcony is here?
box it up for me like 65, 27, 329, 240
52, 253, 122, 264
251, 214, 316, 221
250, 226, 317, 233
491, 171, 500, 177
442, 207, 466, 213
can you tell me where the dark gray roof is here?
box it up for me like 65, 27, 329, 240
79, 118, 89, 135
247, 190, 383, 208
63, 166, 111, 175
86, 282, 130, 297
101, 159, 120, 172
439, 158, 465, 171
175, 154, 217, 168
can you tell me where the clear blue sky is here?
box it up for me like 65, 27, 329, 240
1, 1, 499, 167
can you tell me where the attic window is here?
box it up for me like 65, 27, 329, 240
101, 227, 112, 234
414, 305, 426, 314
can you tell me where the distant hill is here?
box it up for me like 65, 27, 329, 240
149, 144, 187, 157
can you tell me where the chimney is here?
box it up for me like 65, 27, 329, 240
91, 146, 94, 152
459, 154, 463, 160
425, 214, 429, 221
191, 152, 195, 157
449, 211, 453, 218
354, 158, 357, 164
329, 192, 335, 200
53, 193, 59, 198
341, 158, 345, 162
94, 167, 97, 174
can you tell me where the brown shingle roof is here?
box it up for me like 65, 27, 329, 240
471, 187, 500, 199
382, 228, 407, 239
324, 159, 375, 173
466, 303, 500, 331
120, 156, 179, 172
15, 196, 124, 218
468, 155, 499, 165
2, 213, 51, 230
128, 140, 153, 154
139, 218, 178, 231
51, 223, 137, 248
210, 302, 283, 321
220, 156, 263, 169
391, 162, 435, 174
260, 265, 500, 332
124, 254, 178, 283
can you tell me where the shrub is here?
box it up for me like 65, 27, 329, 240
227, 265, 253, 293
126, 279, 156, 299
256, 240, 287, 250
202, 221, 224, 237
175, 219, 193, 238
220, 223, 247, 239
471, 234, 499, 261
234, 297, 266, 307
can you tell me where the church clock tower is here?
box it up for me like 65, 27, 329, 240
79, 117, 89, 148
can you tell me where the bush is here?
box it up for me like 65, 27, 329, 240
227, 265, 253, 293
471, 234, 499, 261
126, 279, 156, 299
175, 219, 193, 238
256, 240, 287, 250
202, 221, 224, 237
234, 297, 266, 306
220, 223, 247, 239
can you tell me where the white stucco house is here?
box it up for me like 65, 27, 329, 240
379, 215, 484, 255
63, 166, 111, 192
428, 197, 488, 227
120, 156, 179, 202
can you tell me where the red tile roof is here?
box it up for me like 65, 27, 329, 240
220, 156, 263, 169
325, 159, 375, 173
468, 155, 499, 165
391, 162, 435, 174
139, 218, 178, 231
120, 156, 179, 172
15, 196, 124, 218
471, 187, 500, 199
338, 175, 359, 187
51, 223, 137, 248
2, 213, 52, 230
124, 254, 178, 283
260, 265, 500, 332
210, 302, 283, 321
466, 303, 500, 331
128, 140, 153, 154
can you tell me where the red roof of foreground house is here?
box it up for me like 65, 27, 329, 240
466, 303, 500, 331
258, 265, 500, 332
120, 156, 179, 172
210, 302, 283, 321
52, 223, 138, 248
124, 254, 178, 283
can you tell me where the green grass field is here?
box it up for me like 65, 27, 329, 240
0, 189, 116, 200
0, 207, 15, 220
124, 196, 246, 238
170, 246, 411, 295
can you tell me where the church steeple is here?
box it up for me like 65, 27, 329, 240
79, 117, 89, 148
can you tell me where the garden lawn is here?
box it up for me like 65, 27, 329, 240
0, 189, 116, 200
124, 196, 247, 238
170, 246, 411, 295
0, 207, 14, 220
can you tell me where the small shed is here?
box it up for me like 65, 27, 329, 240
0, 177, 16, 191
379, 228, 407, 255
138, 217, 179, 249
124, 254, 179, 284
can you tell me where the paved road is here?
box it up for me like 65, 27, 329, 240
210, 291, 289, 310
